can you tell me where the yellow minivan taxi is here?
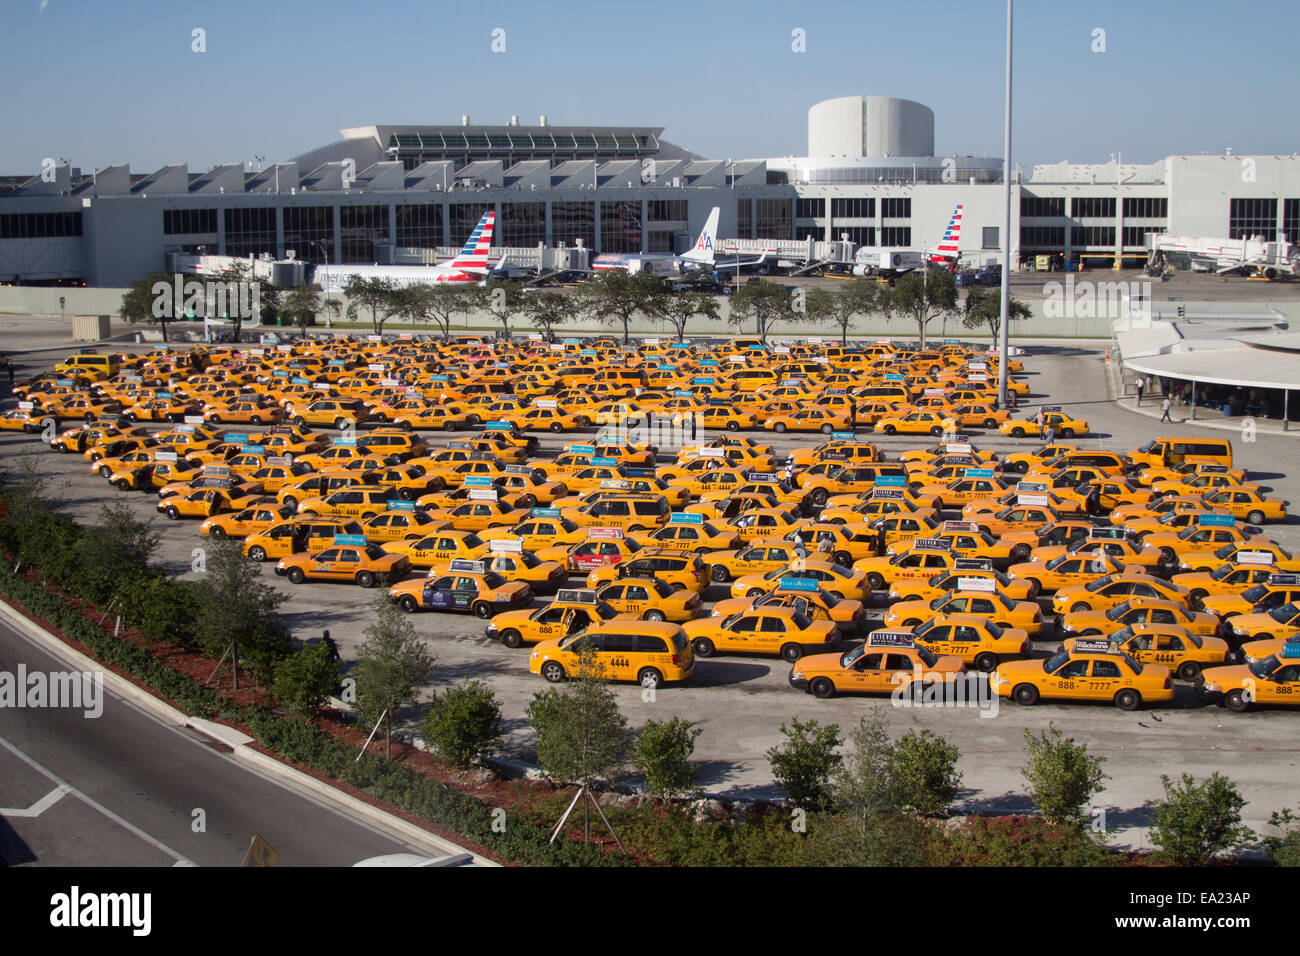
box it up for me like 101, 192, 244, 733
54, 353, 121, 382
529, 620, 694, 688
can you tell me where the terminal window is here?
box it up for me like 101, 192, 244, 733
1285, 199, 1300, 244
796, 198, 825, 219
163, 208, 217, 235
646, 230, 676, 253
283, 206, 335, 264
223, 207, 275, 258
982, 226, 999, 250
1071, 225, 1116, 247
0, 211, 83, 239
395, 203, 443, 248
881, 198, 911, 219
600, 200, 642, 253
1123, 225, 1165, 247
880, 227, 911, 246
647, 200, 687, 222
551, 201, 595, 248
501, 203, 545, 247
837, 226, 874, 246
831, 198, 874, 219
754, 198, 792, 240
1071, 197, 1116, 218
1122, 197, 1168, 219
340, 205, 389, 264
1019, 225, 1065, 249
1229, 198, 1278, 240
1020, 196, 1065, 217
737, 199, 752, 239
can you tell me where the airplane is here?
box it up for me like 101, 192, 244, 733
852, 203, 964, 277
312, 210, 496, 292
589, 207, 724, 278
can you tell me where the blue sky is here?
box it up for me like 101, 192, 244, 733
4, 0, 1298, 174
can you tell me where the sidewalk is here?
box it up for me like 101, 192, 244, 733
1116, 393, 1297, 438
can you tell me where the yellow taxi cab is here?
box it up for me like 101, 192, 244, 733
358, 505, 450, 543
493, 510, 588, 552
157, 487, 257, 520
426, 497, 531, 533
290, 398, 370, 430
594, 576, 702, 623
947, 403, 1009, 429
199, 503, 297, 538
998, 409, 1089, 439
1029, 533, 1166, 575
123, 395, 202, 424
705, 540, 811, 584
1196, 641, 1300, 712
1220, 602, 1300, 645
886, 560, 1038, 604
991, 640, 1174, 710
241, 517, 366, 562
529, 620, 695, 688
1058, 597, 1218, 641
1148, 471, 1254, 498
295, 488, 397, 520
583, 550, 708, 594
684, 604, 838, 661
886, 587, 1043, 636
789, 631, 964, 699
913, 471, 1010, 510
449, 540, 568, 593
777, 522, 882, 568
203, 400, 285, 426
1110, 494, 1212, 528
898, 614, 1032, 672
386, 559, 534, 616
625, 513, 741, 553
868, 510, 942, 551
561, 493, 671, 534
873, 410, 959, 437
1006, 552, 1125, 594
887, 520, 1019, 565
1061, 623, 1229, 682
493, 470, 569, 507
1144, 519, 1268, 567
1175, 542, 1299, 575
383, 530, 490, 569
710, 583, 866, 635
1199, 574, 1300, 621
730, 561, 871, 603
1051, 571, 1191, 617
765, 408, 851, 434
1199, 487, 1288, 525
852, 539, 960, 592
484, 589, 617, 648
535, 530, 642, 574
1136, 461, 1249, 488
276, 535, 411, 588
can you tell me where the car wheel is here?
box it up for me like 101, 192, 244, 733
1225, 689, 1249, 713
472, 601, 493, 619
780, 643, 804, 662
1012, 544, 1030, 561
1070, 602, 1089, 613
550, 422, 563, 433
532, 469, 547, 484
692, 636, 716, 657
1012, 683, 1039, 705
1079, 628, 1102, 636
1011, 427, 1025, 438
210, 526, 226, 538
1176, 661, 1200, 681
114, 478, 131, 491
774, 422, 787, 433
711, 565, 730, 582
884, 424, 896, 435
397, 594, 419, 613
637, 668, 664, 690
974, 652, 998, 672
727, 421, 740, 431
495, 628, 523, 649
1025, 578, 1042, 595
930, 426, 943, 437
744, 587, 764, 598
984, 419, 996, 428
1013, 460, 1028, 473
356, 570, 376, 588
810, 677, 835, 699
644, 609, 666, 622
820, 424, 833, 434
287, 567, 305, 584
541, 661, 566, 683
98, 464, 112, 478
250, 416, 262, 426
832, 551, 851, 568
866, 572, 884, 591
1248, 510, 1266, 526
248, 545, 267, 562
166, 507, 180, 520
1114, 688, 1141, 711
283, 496, 298, 510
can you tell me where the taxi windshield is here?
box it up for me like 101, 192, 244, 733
482, 571, 506, 588
1106, 601, 1132, 620
1241, 584, 1269, 603
1269, 604, 1298, 623
915, 645, 938, 668
1045, 555, 1069, 571
1112, 625, 1135, 643
1044, 650, 1070, 673
1085, 576, 1112, 593
1209, 564, 1235, 581
1249, 656, 1280, 679
840, 645, 865, 668
914, 619, 937, 636
595, 602, 617, 620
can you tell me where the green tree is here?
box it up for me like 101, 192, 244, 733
401, 282, 476, 340
828, 279, 884, 345
74, 501, 160, 606
522, 289, 573, 341
120, 274, 174, 343
282, 283, 323, 335
889, 729, 963, 817
1148, 772, 1253, 865
767, 716, 843, 811
271, 640, 342, 717
1020, 724, 1107, 826
478, 279, 528, 341
526, 642, 633, 788
729, 278, 796, 344
963, 285, 1031, 340
216, 261, 280, 339
662, 292, 720, 340
193, 538, 290, 688
576, 269, 670, 344
1264, 808, 1300, 867
797, 286, 837, 337
420, 680, 504, 769
886, 267, 958, 349
343, 275, 401, 336
634, 716, 703, 800
353, 598, 436, 758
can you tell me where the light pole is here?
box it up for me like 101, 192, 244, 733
997, 0, 1013, 407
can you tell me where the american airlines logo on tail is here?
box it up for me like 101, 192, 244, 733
929, 205, 962, 261
452, 210, 495, 270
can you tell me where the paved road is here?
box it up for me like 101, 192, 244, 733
4, 339, 1300, 850
0, 616, 436, 867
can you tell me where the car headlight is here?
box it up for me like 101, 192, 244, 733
1202, 683, 1221, 693
792, 671, 805, 680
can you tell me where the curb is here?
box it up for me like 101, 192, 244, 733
0, 594, 498, 866
1114, 396, 1298, 439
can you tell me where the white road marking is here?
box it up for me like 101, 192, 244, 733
0, 783, 70, 817
0, 732, 195, 865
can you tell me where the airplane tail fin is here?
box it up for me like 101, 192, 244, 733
451, 210, 495, 271
681, 207, 720, 264
930, 204, 962, 261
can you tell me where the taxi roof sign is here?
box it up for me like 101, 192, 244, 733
569, 444, 596, 456
872, 488, 904, 500
956, 576, 997, 592
183, 415, 205, 425
669, 512, 705, 525
954, 557, 993, 571
913, 537, 952, 551
467, 489, 499, 501
449, 559, 487, 573
1268, 573, 1300, 585
154, 450, 179, 463
484, 421, 514, 431
587, 527, 624, 540
463, 475, 494, 487
874, 474, 907, 487
964, 467, 995, 479
504, 464, 534, 476
1018, 482, 1049, 494
866, 630, 915, 648
1238, 550, 1275, 565
1017, 494, 1051, 507
1197, 512, 1235, 526
488, 538, 523, 553
777, 576, 819, 592
386, 499, 416, 511
530, 507, 561, 518
557, 588, 599, 605
333, 534, 367, 546
1072, 639, 1114, 655
943, 521, 979, 533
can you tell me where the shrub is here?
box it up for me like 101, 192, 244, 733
767, 717, 842, 811
1264, 808, 1300, 867
888, 729, 962, 817
634, 716, 702, 800
271, 641, 342, 717
1148, 772, 1253, 865
1020, 723, 1107, 825
420, 680, 504, 769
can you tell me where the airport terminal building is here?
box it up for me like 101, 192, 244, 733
3, 96, 1300, 287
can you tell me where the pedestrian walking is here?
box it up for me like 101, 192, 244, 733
1135, 376, 1145, 406
1035, 407, 1045, 434
784, 455, 795, 484
1160, 396, 1172, 423
1043, 423, 1057, 445
322, 630, 340, 662
792, 530, 809, 561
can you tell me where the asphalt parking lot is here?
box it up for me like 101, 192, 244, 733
4, 337, 1300, 849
